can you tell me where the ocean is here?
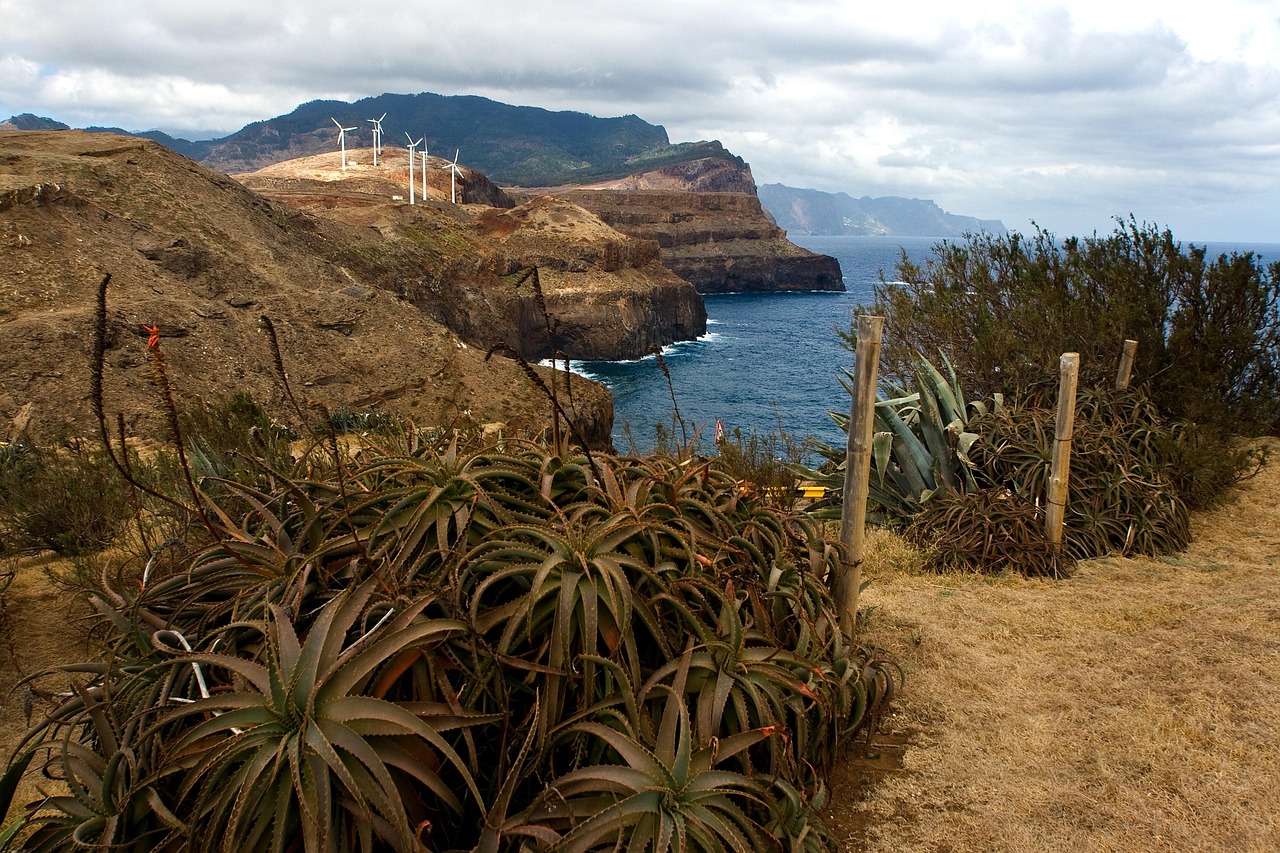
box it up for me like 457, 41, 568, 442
567, 235, 1280, 454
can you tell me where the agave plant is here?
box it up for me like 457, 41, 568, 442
4, 426, 901, 852
796, 351, 990, 525
5, 683, 185, 852
968, 384, 1193, 561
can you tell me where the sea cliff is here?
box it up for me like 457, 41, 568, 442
512, 156, 843, 295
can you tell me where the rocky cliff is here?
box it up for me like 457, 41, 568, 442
236, 150, 706, 362
0, 131, 637, 447
521, 179, 843, 294
12, 96, 846, 297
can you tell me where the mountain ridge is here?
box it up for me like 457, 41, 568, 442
5, 97, 1005, 237
758, 183, 1007, 238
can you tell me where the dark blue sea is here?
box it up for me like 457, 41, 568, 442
568, 235, 1280, 454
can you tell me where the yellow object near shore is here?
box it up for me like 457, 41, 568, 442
799, 483, 828, 500
756, 482, 828, 501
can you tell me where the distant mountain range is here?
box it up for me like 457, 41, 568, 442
4, 95, 1005, 237
758, 184, 1006, 238
1, 95, 739, 186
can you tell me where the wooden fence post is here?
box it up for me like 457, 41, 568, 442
1115, 339, 1138, 390
839, 315, 884, 638
1046, 353, 1080, 552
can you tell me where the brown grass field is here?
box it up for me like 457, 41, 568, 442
1, 443, 1276, 850
829, 439, 1280, 852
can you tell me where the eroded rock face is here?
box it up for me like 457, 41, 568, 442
524, 187, 844, 294
401, 196, 707, 362
234, 162, 709, 364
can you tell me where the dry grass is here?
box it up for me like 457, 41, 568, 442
828, 439, 1280, 852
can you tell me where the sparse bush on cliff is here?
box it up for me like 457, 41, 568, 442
0, 437, 134, 557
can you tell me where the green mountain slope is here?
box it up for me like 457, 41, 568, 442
196, 92, 707, 183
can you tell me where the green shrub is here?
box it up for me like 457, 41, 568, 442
803, 356, 1201, 574
905, 488, 1068, 577
714, 423, 815, 508
0, 438, 134, 557
859, 218, 1280, 436
968, 386, 1193, 561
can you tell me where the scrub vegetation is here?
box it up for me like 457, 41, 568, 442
1, 218, 1276, 851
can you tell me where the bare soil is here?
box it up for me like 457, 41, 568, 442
829, 439, 1280, 852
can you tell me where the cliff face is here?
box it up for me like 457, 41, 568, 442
571, 156, 758, 194
536, 186, 844, 294
0, 131, 616, 446
237, 155, 707, 363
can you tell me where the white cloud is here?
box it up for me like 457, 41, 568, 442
1, 0, 1277, 240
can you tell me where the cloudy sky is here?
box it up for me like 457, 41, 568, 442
3, 0, 1279, 242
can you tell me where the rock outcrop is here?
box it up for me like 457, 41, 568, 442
524, 184, 844, 294
0, 131, 616, 446
236, 152, 707, 362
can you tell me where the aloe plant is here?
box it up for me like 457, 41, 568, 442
5, 431, 900, 852
162, 580, 489, 851
520, 656, 778, 853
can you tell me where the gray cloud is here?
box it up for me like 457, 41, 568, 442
2, 0, 1278, 241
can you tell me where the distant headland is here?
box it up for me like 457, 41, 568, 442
758, 183, 1007, 238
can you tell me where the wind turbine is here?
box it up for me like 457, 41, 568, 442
441, 149, 463, 204
406, 133, 424, 205
366, 112, 386, 166
420, 146, 429, 200
331, 118, 357, 171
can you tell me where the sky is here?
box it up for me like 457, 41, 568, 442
3, 0, 1279, 242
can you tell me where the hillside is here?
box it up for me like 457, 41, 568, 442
759, 183, 1008, 238
6, 96, 850, 294
118, 92, 688, 185
0, 130, 713, 446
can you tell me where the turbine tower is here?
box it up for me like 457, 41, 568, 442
405, 133, 424, 205
441, 149, 463, 204
331, 118, 357, 171
367, 112, 386, 166
420, 146, 429, 200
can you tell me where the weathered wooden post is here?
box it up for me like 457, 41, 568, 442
839, 314, 884, 637
1115, 339, 1138, 390
1046, 352, 1080, 552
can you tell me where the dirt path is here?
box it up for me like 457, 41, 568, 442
830, 441, 1280, 852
